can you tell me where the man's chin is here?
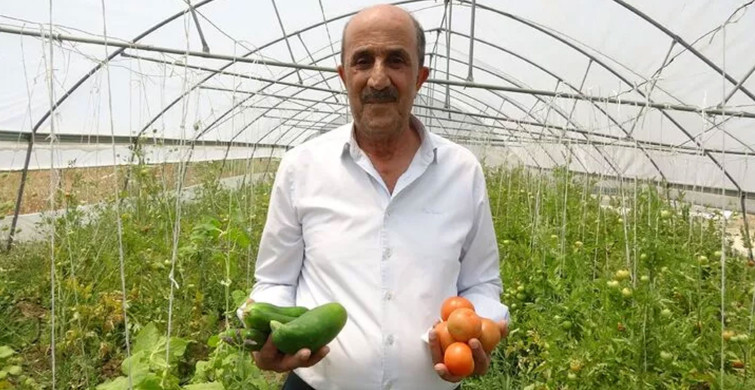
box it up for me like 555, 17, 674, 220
357, 117, 403, 137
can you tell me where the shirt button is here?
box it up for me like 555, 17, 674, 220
383, 248, 392, 260
384, 291, 393, 301
386, 335, 394, 345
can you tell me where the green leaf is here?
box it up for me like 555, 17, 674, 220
231, 290, 248, 308
133, 323, 160, 354
96, 376, 132, 390
183, 383, 224, 390
207, 335, 220, 348
134, 373, 162, 390
225, 226, 250, 248
191, 360, 211, 382
168, 337, 190, 359
148, 336, 190, 371
0, 346, 14, 360
121, 350, 150, 377
5, 366, 21, 376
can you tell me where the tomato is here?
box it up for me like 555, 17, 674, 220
478, 318, 501, 353
446, 308, 482, 342
433, 321, 455, 352
440, 296, 475, 321
444, 342, 474, 377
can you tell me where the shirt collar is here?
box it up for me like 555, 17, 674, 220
341, 114, 438, 164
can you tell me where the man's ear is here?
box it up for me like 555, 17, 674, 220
416, 66, 430, 90
337, 65, 346, 85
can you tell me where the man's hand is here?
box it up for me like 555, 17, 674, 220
239, 298, 330, 372
252, 332, 330, 373
428, 319, 508, 382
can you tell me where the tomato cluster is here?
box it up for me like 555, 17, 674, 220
435, 296, 501, 377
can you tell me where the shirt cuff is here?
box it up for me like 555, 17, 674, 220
461, 293, 510, 324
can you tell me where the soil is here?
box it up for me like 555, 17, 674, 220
0, 158, 278, 215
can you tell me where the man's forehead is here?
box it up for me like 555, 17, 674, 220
344, 6, 415, 43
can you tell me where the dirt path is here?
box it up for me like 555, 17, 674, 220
0, 158, 278, 215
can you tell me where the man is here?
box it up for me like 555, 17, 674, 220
240, 4, 509, 389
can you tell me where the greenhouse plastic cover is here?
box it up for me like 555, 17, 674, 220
0, 0, 753, 192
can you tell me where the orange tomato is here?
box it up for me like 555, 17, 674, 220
444, 342, 475, 377
434, 321, 455, 352
446, 308, 482, 342
478, 318, 501, 353
440, 296, 475, 321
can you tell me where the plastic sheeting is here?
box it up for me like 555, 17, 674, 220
1, 0, 753, 191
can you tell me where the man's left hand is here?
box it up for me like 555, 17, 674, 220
428, 319, 509, 382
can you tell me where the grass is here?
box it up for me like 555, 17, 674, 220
0, 163, 753, 389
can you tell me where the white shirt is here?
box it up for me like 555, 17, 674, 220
245, 115, 509, 390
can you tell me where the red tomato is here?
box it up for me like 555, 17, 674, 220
446, 308, 482, 342
440, 296, 475, 321
434, 321, 455, 352
444, 342, 475, 377
478, 317, 501, 353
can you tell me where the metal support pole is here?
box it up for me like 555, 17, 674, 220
444, 0, 452, 109
742, 193, 755, 262
467, 0, 476, 81
3, 25, 751, 119
186, 0, 210, 53
271, 0, 303, 84
0, 26, 333, 73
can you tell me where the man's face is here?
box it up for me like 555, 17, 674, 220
338, 7, 429, 138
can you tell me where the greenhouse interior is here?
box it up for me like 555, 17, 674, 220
1, 0, 754, 388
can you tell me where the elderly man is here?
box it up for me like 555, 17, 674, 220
241, 4, 509, 389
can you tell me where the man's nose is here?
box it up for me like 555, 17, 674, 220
367, 60, 391, 91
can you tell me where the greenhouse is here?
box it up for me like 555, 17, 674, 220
1, 0, 754, 388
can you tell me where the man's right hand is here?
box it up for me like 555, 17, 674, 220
252, 333, 330, 373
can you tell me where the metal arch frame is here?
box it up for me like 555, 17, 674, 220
131, 0, 433, 142
426, 28, 670, 180
612, 0, 755, 103
196, 26, 607, 175
117, 0, 441, 183
428, 51, 621, 177
206, 65, 567, 170
4, 0, 754, 249
184, 88, 754, 157
3, 0, 220, 250
122, 45, 745, 182
462, 0, 746, 193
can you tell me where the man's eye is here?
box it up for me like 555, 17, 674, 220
354, 57, 370, 66
389, 56, 406, 65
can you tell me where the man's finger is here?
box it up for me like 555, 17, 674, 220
280, 348, 312, 372
256, 335, 279, 360
301, 346, 330, 368
468, 338, 489, 375
499, 320, 509, 339
428, 329, 443, 365
434, 363, 463, 383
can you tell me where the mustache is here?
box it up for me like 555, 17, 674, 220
361, 88, 398, 104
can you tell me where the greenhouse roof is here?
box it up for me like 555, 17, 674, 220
1, 0, 754, 192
